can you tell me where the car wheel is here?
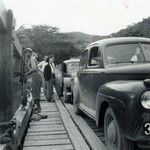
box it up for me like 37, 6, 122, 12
104, 107, 134, 150
60, 83, 64, 97
73, 92, 81, 115
63, 85, 69, 103
70, 91, 73, 104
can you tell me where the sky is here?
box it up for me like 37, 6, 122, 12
2, 0, 150, 35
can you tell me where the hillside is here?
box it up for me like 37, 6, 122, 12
16, 25, 106, 64
112, 17, 150, 37
62, 32, 106, 50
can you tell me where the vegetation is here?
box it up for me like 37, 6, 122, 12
112, 17, 150, 37
16, 25, 104, 64
16, 17, 150, 64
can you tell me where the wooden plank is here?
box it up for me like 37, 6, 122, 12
55, 95, 90, 150
28, 125, 65, 132
41, 111, 60, 115
23, 144, 74, 150
30, 117, 61, 122
23, 101, 75, 150
30, 121, 62, 126
29, 124, 64, 130
24, 139, 71, 147
27, 130, 67, 136
25, 134, 68, 141
0, 0, 7, 32
65, 104, 107, 150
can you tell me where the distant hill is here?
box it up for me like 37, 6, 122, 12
112, 17, 150, 37
60, 32, 107, 50
16, 25, 106, 64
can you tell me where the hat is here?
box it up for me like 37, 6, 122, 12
25, 48, 32, 52
49, 55, 54, 58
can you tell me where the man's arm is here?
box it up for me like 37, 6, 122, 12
26, 57, 37, 76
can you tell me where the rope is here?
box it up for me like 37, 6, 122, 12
0, 120, 16, 127
0, 119, 16, 143
0, 125, 15, 139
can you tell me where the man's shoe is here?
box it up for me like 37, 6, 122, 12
33, 109, 41, 114
33, 107, 41, 114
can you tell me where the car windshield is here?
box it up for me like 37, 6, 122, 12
105, 43, 150, 65
67, 62, 79, 74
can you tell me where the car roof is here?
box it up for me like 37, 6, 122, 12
63, 58, 80, 64
87, 37, 150, 47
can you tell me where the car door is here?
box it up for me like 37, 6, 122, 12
77, 50, 89, 109
78, 45, 104, 118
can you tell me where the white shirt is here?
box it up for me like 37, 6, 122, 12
50, 62, 55, 74
38, 61, 48, 72
130, 55, 138, 61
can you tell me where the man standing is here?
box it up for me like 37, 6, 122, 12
25, 48, 42, 112
38, 55, 48, 73
49, 55, 55, 79
38, 56, 48, 94
43, 57, 54, 102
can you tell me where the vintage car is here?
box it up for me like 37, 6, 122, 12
55, 59, 80, 102
72, 37, 150, 150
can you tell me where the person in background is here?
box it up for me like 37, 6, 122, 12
38, 56, 48, 72
130, 47, 143, 61
43, 57, 53, 102
25, 48, 42, 113
38, 56, 48, 95
49, 55, 55, 79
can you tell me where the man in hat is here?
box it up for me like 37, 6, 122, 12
25, 48, 42, 112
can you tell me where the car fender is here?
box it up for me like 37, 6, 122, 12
96, 80, 146, 131
63, 77, 71, 88
71, 76, 80, 103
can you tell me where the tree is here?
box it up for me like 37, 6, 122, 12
16, 25, 80, 64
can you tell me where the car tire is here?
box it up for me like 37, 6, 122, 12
60, 82, 64, 97
73, 92, 81, 115
104, 107, 134, 150
63, 85, 69, 103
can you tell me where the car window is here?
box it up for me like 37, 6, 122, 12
141, 43, 150, 61
105, 43, 147, 65
80, 50, 88, 69
89, 46, 101, 67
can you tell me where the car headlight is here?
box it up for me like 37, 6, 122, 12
141, 91, 150, 109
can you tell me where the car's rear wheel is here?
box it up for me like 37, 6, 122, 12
104, 107, 134, 150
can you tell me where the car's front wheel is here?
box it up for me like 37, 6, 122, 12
104, 107, 135, 150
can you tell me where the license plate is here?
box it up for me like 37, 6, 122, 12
144, 123, 150, 135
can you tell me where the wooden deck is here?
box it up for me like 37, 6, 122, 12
23, 100, 75, 150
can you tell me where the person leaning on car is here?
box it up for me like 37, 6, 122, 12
43, 57, 54, 102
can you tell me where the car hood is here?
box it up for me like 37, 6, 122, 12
100, 80, 146, 104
